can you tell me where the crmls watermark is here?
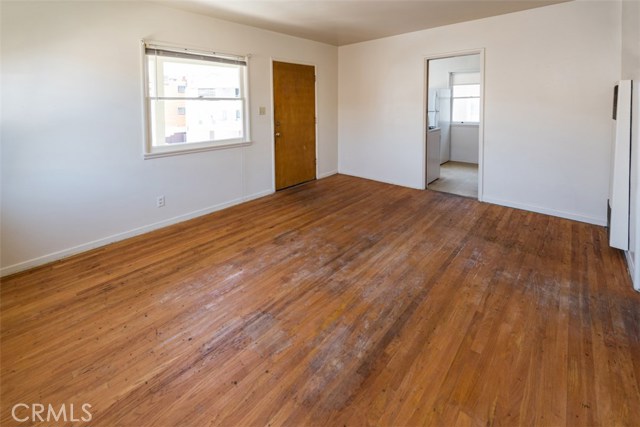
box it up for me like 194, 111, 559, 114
11, 403, 92, 423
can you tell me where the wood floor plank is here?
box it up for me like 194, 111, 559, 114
1, 174, 639, 426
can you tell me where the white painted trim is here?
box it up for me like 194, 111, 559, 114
338, 171, 604, 225
624, 251, 639, 292
0, 189, 274, 278
143, 141, 251, 159
141, 39, 151, 159
141, 39, 252, 159
423, 48, 485, 201
269, 59, 276, 193
482, 196, 606, 226
477, 50, 486, 202
421, 60, 428, 190
634, 246, 640, 291
635, 258, 640, 292
317, 169, 338, 179
630, 82, 640, 292
338, 170, 423, 190
270, 57, 319, 190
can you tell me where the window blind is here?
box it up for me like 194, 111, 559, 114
144, 44, 247, 66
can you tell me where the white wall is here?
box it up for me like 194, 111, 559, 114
0, 1, 338, 275
621, 0, 640, 289
450, 124, 479, 163
338, 0, 621, 224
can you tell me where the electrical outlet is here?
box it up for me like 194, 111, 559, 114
156, 196, 165, 208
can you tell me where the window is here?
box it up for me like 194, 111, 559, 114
143, 42, 250, 158
450, 72, 480, 123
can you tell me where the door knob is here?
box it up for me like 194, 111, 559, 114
275, 132, 281, 137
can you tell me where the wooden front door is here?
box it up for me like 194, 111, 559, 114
273, 61, 316, 190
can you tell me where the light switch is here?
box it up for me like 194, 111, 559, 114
259, 106, 266, 115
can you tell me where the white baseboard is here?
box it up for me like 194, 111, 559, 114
0, 189, 274, 278
337, 171, 604, 225
625, 250, 640, 292
482, 196, 606, 226
317, 169, 338, 179
338, 169, 424, 190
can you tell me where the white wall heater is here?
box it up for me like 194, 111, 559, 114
608, 80, 633, 250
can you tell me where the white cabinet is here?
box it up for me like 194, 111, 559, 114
427, 128, 441, 185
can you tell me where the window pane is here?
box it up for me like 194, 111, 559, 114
151, 99, 244, 145
452, 98, 480, 122
157, 58, 242, 99
452, 84, 480, 98
147, 57, 157, 97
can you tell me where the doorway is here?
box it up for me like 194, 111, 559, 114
425, 51, 484, 200
272, 60, 317, 190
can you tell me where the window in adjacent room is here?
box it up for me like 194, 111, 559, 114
450, 72, 480, 123
143, 41, 250, 158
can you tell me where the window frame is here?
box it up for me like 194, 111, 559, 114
449, 72, 481, 125
141, 40, 252, 159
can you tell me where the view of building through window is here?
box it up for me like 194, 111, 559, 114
146, 50, 247, 149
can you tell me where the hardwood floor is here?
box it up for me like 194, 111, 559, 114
1, 174, 639, 426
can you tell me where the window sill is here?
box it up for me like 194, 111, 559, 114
450, 122, 480, 127
144, 141, 252, 159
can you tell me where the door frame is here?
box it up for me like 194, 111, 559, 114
423, 48, 485, 201
269, 57, 319, 192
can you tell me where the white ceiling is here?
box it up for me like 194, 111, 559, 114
158, 0, 569, 46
